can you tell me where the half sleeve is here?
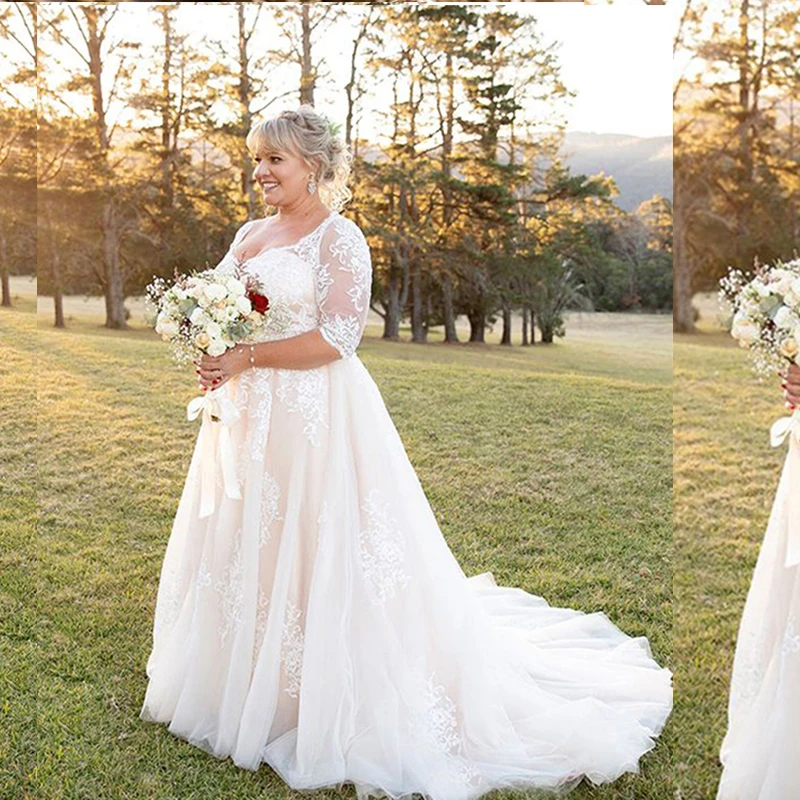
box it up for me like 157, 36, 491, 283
315, 218, 372, 359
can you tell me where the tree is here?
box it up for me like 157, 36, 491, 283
0, 2, 36, 308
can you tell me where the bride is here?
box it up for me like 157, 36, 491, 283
139, 105, 672, 799
716, 364, 800, 799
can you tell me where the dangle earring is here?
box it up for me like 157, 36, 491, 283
307, 173, 318, 195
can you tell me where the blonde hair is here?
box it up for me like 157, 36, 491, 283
246, 105, 353, 212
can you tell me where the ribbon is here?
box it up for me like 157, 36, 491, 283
770, 409, 800, 568
187, 389, 242, 518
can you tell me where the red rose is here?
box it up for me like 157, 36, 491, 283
248, 291, 269, 314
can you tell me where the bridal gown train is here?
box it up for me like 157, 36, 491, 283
139, 210, 673, 800
717, 439, 799, 800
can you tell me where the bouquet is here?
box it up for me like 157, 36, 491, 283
145, 268, 269, 367
145, 267, 270, 517
720, 257, 800, 565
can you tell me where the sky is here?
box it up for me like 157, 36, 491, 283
35, 1, 678, 141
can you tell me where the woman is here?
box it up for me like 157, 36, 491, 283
716, 363, 800, 799
139, 106, 672, 799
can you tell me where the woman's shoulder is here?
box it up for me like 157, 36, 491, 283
323, 211, 368, 245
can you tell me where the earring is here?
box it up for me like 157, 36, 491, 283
307, 173, 317, 194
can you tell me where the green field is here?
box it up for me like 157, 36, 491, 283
673, 317, 788, 798
3, 298, 672, 800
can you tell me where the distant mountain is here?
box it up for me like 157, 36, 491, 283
558, 132, 673, 211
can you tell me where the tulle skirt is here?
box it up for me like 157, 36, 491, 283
139, 355, 673, 800
717, 444, 800, 800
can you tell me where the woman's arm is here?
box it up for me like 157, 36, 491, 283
783, 363, 800, 410
196, 330, 340, 390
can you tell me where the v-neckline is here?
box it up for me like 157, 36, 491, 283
231, 211, 337, 266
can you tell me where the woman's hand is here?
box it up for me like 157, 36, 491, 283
195, 346, 249, 392
781, 362, 800, 410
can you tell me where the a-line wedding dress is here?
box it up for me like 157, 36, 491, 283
139, 209, 673, 800
717, 432, 799, 800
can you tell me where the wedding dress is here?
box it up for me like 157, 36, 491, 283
139, 210, 673, 800
717, 436, 799, 800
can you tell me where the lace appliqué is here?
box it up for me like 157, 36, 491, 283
158, 568, 183, 631
314, 218, 372, 359
275, 368, 328, 448
281, 601, 305, 699
252, 588, 271, 663
249, 372, 274, 462
260, 471, 282, 546
782, 616, 800, 658
733, 628, 768, 705
360, 489, 410, 605
214, 535, 245, 645
409, 671, 482, 788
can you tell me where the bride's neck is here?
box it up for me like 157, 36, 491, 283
273, 195, 329, 225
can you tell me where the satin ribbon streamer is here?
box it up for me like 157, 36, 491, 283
770, 410, 800, 568
187, 390, 242, 518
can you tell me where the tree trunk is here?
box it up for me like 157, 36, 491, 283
521, 303, 529, 346
0, 225, 10, 308
501, 300, 512, 345
442, 271, 458, 343
468, 308, 485, 343
53, 283, 65, 329
410, 257, 426, 343
300, 5, 314, 105
528, 305, 536, 345
673, 180, 695, 333
383, 265, 401, 341
102, 199, 127, 329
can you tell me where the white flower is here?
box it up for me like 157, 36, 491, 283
787, 278, 800, 308
203, 283, 227, 302
190, 307, 209, 326
774, 306, 795, 331
206, 321, 222, 339
227, 278, 246, 297
195, 331, 210, 349
155, 318, 179, 338
248, 310, 264, 327
731, 314, 760, 345
207, 339, 227, 357
779, 337, 799, 360
235, 296, 252, 315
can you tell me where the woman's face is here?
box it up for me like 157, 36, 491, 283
252, 146, 315, 209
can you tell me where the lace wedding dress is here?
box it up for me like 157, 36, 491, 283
717, 438, 799, 799
139, 210, 673, 800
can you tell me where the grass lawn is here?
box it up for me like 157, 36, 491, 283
673, 303, 788, 799
5, 295, 671, 800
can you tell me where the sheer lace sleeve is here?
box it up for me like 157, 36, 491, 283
314, 215, 372, 359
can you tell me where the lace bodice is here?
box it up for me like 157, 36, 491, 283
213, 211, 372, 359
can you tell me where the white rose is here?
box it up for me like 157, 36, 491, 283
731, 314, 760, 345
779, 337, 799, 360
195, 331, 210, 349
156, 318, 179, 338
227, 278, 246, 297
235, 296, 252, 315
204, 283, 227, 302
207, 339, 227, 357
206, 321, 222, 339
190, 307, 209, 326
787, 278, 800, 308
774, 306, 795, 331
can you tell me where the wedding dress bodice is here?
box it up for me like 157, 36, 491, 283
213, 211, 371, 359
